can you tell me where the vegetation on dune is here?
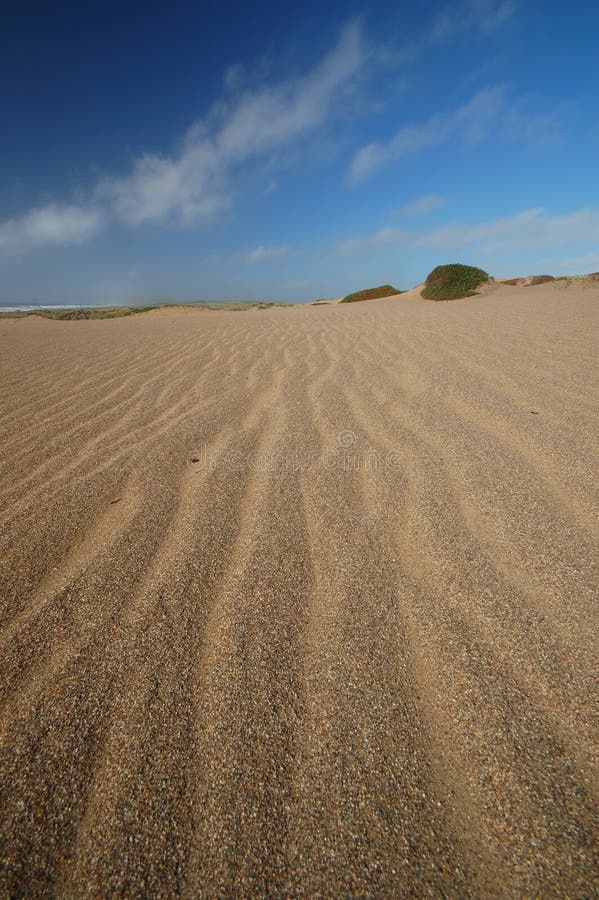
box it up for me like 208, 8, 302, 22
50, 306, 159, 320
250, 301, 287, 310
540, 273, 599, 288
500, 274, 556, 287
0, 300, 288, 320
526, 275, 555, 286
0, 306, 159, 320
340, 284, 403, 303
421, 264, 489, 301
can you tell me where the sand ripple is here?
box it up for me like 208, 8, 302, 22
0, 284, 597, 896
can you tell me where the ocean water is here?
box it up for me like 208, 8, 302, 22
0, 300, 256, 313
0, 304, 108, 313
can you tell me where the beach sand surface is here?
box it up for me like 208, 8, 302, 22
0, 282, 597, 896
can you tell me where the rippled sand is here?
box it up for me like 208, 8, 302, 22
0, 282, 597, 896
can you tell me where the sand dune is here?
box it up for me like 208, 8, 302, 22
0, 282, 597, 896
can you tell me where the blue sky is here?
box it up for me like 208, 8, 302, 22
1, 0, 598, 304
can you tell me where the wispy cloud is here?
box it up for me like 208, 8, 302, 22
335, 207, 599, 266
0, 9, 524, 258
0, 204, 104, 255
400, 193, 448, 215
101, 21, 368, 228
348, 86, 505, 183
413, 208, 599, 255
503, 103, 564, 149
336, 226, 407, 257
243, 244, 289, 263
100, 147, 231, 227
223, 63, 246, 92
393, 1, 517, 69
430, 0, 517, 42
539, 250, 599, 273
0, 22, 369, 254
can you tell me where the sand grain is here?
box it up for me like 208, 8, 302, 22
0, 283, 597, 896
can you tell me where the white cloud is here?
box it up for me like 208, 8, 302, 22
549, 251, 599, 272
477, 0, 517, 31
503, 104, 564, 149
389, 1, 516, 72
400, 193, 447, 215
101, 21, 367, 228
413, 208, 599, 255
219, 24, 367, 160
431, 0, 517, 42
0, 204, 104, 254
1, 22, 368, 253
455, 85, 506, 144
0, 8, 524, 260
244, 244, 289, 263
335, 207, 599, 268
101, 144, 230, 226
337, 226, 407, 257
348, 86, 505, 183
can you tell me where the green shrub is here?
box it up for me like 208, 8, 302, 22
422, 264, 489, 301
340, 284, 403, 303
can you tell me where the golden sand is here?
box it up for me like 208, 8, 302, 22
0, 281, 597, 895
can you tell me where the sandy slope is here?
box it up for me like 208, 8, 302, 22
0, 282, 597, 897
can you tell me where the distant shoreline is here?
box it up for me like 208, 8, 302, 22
0, 300, 289, 318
